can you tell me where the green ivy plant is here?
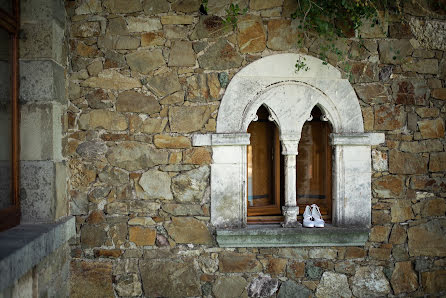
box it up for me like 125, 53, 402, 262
222, 3, 248, 30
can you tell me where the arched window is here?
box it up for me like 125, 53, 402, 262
247, 105, 282, 223
192, 54, 384, 246
296, 106, 332, 221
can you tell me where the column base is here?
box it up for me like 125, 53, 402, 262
281, 206, 301, 228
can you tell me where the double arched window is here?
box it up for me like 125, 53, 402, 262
193, 54, 384, 243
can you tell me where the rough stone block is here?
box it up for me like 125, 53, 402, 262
20, 21, 65, 65
20, 161, 66, 222
21, 0, 66, 24
20, 103, 63, 161
19, 60, 65, 103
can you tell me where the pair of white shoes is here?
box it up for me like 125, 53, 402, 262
303, 204, 325, 228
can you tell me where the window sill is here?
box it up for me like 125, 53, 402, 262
0, 216, 75, 292
216, 224, 369, 247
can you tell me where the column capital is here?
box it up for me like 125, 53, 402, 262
281, 139, 299, 155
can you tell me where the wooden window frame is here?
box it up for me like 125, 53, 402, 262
0, 0, 20, 232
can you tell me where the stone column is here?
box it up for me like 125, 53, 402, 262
281, 139, 300, 227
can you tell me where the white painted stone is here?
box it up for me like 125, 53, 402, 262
193, 54, 377, 229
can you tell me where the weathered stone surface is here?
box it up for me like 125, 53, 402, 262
128, 217, 156, 226
374, 104, 405, 130
161, 15, 195, 25
391, 200, 414, 223
410, 176, 446, 193
237, 15, 266, 53
372, 149, 388, 171
391, 261, 419, 295
129, 200, 160, 214
129, 226, 156, 246
81, 69, 141, 90
279, 281, 311, 298
402, 58, 439, 74
248, 276, 279, 298
106, 142, 169, 171
305, 261, 324, 280
87, 60, 103, 76
169, 106, 213, 133
141, 0, 169, 14
154, 135, 191, 149
265, 258, 287, 276
116, 91, 160, 114
126, 16, 161, 32
75, 0, 102, 14
186, 73, 221, 102
71, 261, 113, 298
389, 150, 428, 174
162, 204, 203, 216
409, 18, 446, 51
213, 276, 247, 298
72, 22, 101, 38
165, 217, 212, 244
103, 49, 126, 68
400, 139, 443, 153
99, 167, 129, 185
373, 175, 405, 198
141, 32, 165, 47
408, 220, 446, 257
355, 83, 389, 104
126, 49, 165, 74
147, 71, 182, 97
351, 266, 390, 297
172, 0, 201, 12
183, 147, 212, 165
389, 224, 407, 244
70, 191, 88, 215
172, 166, 210, 202
422, 198, 446, 217
191, 16, 226, 40
106, 202, 128, 215
198, 39, 243, 70
391, 79, 430, 105
432, 88, 446, 100
169, 40, 196, 66
79, 110, 128, 131
429, 152, 446, 172
250, 0, 283, 10
104, 0, 142, 13
106, 17, 128, 35
80, 224, 107, 248
370, 225, 391, 242
76, 140, 108, 160
140, 118, 168, 133
378, 39, 413, 64
219, 252, 262, 273
140, 259, 201, 296
418, 118, 445, 139
421, 270, 446, 294
344, 247, 366, 259
267, 19, 300, 50
315, 272, 352, 298
99, 35, 140, 50
139, 169, 173, 200
94, 249, 123, 258
416, 107, 439, 118
115, 274, 142, 297
362, 106, 374, 131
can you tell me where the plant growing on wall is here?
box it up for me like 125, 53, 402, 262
201, 0, 408, 79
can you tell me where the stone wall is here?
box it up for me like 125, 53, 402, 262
66, 0, 446, 297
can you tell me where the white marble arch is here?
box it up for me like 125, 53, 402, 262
193, 53, 384, 229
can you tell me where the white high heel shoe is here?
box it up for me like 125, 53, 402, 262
311, 204, 325, 228
303, 205, 315, 228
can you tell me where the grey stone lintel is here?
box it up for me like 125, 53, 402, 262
216, 225, 369, 247
0, 216, 75, 292
192, 133, 250, 146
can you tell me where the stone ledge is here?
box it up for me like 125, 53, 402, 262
216, 225, 369, 247
0, 216, 75, 292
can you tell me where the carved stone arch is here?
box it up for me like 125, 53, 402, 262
193, 53, 384, 233
217, 54, 364, 135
